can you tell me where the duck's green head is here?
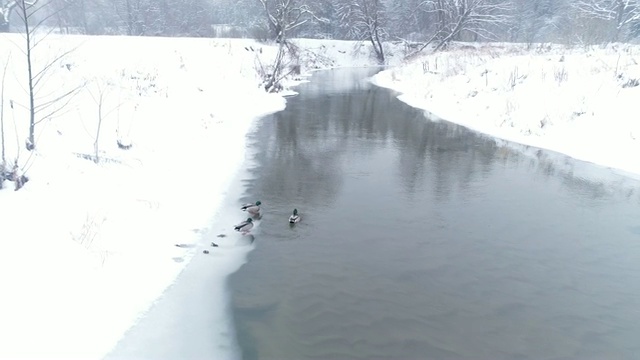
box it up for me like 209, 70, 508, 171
247, 218, 253, 222
256, 201, 262, 206
293, 209, 298, 216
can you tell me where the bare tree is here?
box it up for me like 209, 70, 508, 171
294, 0, 335, 38
87, 80, 122, 163
383, 0, 431, 40
15, 0, 38, 150
336, 0, 387, 63
14, 0, 83, 151
507, 0, 570, 45
90, 83, 107, 163
572, 0, 640, 41
258, 0, 318, 43
152, 0, 212, 36
256, 0, 323, 92
0, 54, 9, 188
259, 38, 293, 92
45, 0, 89, 34
413, 0, 512, 54
34, 0, 134, 35
114, 0, 154, 35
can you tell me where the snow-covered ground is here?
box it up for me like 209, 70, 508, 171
373, 42, 640, 178
0, 35, 401, 359
2, 34, 639, 360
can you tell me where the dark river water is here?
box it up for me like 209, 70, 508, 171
229, 68, 640, 360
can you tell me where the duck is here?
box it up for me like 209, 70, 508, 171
241, 200, 261, 216
234, 218, 254, 234
289, 209, 300, 224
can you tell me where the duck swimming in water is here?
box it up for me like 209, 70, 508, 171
289, 209, 300, 224
234, 218, 254, 234
241, 201, 261, 216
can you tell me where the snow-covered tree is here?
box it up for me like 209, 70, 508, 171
113, 0, 155, 36
296, 0, 336, 38
212, 0, 261, 26
46, 0, 119, 35
151, 0, 211, 36
508, 0, 570, 44
258, 0, 319, 43
572, 0, 640, 41
255, 0, 323, 92
630, 16, 640, 36
413, 0, 512, 52
336, 0, 387, 63
0, 0, 17, 31
384, 0, 429, 40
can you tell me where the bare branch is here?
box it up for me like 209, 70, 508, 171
258, 0, 320, 42
34, 87, 82, 123
336, 0, 388, 63
572, 0, 640, 40
32, 46, 80, 87
415, 0, 512, 53
34, 83, 83, 113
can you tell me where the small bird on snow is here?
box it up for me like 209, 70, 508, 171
289, 209, 300, 224
234, 217, 254, 234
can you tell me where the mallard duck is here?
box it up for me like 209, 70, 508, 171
241, 201, 261, 215
234, 218, 254, 234
289, 209, 300, 224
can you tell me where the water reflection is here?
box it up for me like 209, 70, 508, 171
231, 68, 640, 360
492, 140, 640, 204
248, 71, 514, 208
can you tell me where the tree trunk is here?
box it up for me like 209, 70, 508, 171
370, 27, 385, 64
19, 0, 35, 151
1, 54, 9, 166
265, 40, 286, 92
94, 91, 103, 163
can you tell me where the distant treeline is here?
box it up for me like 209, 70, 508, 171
7, 0, 640, 45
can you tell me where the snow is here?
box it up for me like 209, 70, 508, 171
1, 34, 639, 360
0, 35, 403, 359
372, 42, 640, 178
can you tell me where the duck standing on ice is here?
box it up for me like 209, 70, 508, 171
241, 201, 261, 217
234, 218, 254, 235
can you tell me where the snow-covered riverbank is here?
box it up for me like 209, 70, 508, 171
2, 34, 638, 359
0, 35, 400, 359
373, 42, 640, 178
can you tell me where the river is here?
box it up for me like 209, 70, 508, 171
229, 68, 640, 360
